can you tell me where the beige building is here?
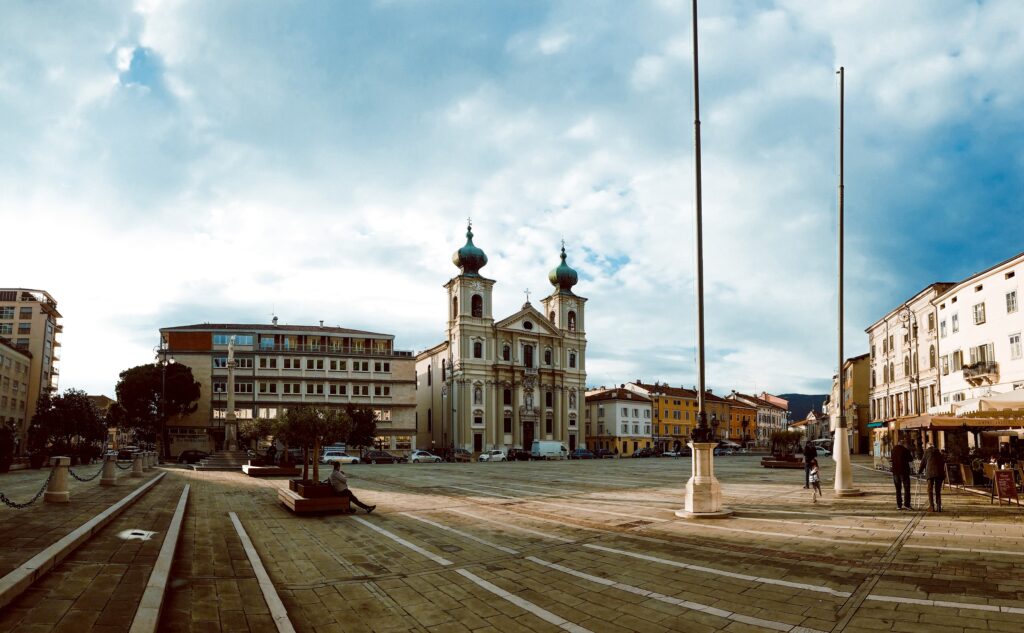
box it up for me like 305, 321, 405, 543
416, 226, 587, 456
866, 283, 953, 425
828, 353, 870, 453
160, 322, 416, 457
0, 289, 62, 449
0, 337, 32, 451
726, 392, 788, 447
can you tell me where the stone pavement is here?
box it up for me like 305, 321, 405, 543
1, 456, 1022, 632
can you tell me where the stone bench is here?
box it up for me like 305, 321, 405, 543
242, 464, 302, 478
760, 458, 805, 469
277, 488, 351, 514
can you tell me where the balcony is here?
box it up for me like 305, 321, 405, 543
963, 361, 998, 385
523, 367, 538, 376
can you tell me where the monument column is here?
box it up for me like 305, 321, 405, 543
224, 336, 239, 451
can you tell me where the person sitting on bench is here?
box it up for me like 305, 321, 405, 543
327, 462, 375, 513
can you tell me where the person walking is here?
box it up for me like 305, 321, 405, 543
890, 438, 913, 510
918, 442, 946, 512
809, 458, 823, 503
802, 442, 818, 489
327, 462, 375, 514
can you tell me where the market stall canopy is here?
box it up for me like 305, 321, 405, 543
896, 414, 1024, 430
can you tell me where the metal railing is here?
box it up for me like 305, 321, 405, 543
963, 361, 998, 380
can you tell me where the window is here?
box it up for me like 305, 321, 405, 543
568, 352, 576, 368
633, 424, 639, 434
928, 313, 935, 331
598, 407, 604, 418
952, 350, 963, 371
545, 391, 553, 408
234, 358, 253, 369
546, 417, 553, 434
523, 345, 534, 367
259, 357, 278, 369
644, 409, 650, 418
356, 361, 369, 371
523, 321, 533, 330
882, 365, 888, 382
940, 320, 947, 337
969, 343, 995, 364
502, 344, 510, 361
17, 323, 29, 334
633, 408, 639, 417
0, 307, 14, 319
452, 296, 458, 319
374, 361, 390, 372
941, 356, 949, 375
473, 416, 483, 426
673, 410, 680, 420
374, 386, 391, 396
973, 303, 986, 325
427, 365, 431, 386
473, 341, 482, 358
888, 334, 894, 350
568, 311, 577, 332
214, 357, 228, 368
1010, 333, 1022, 360
544, 349, 552, 365
503, 389, 512, 405
235, 382, 253, 394
871, 370, 876, 387
471, 294, 483, 318
504, 416, 513, 433
621, 407, 628, 416
0, 324, 10, 335
952, 313, 959, 333
213, 382, 226, 393
1008, 291, 1018, 314
929, 345, 936, 369
549, 311, 556, 322
283, 358, 294, 369
19, 307, 32, 318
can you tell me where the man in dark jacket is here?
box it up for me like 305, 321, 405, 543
918, 442, 946, 512
803, 442, 818, 489
890, 438, 913, 510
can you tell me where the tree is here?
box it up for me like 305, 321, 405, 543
345, 405, 377, 455
115, 363, 201, 458
276, 406, 347, 482
238, 418, 273, 450
27, 388, 107, 459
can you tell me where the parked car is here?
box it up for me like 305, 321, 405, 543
506, 448, 532, 461
631, 447, 655, 458
177, 450, 209, 464
409, 450, 442, 463
569, 448, 595, 460
452, 448, 473, 463
593, 448, 615, 459
660, 450, 681, 457
362, 450, 405, 464
713, 447, 734, 456
478, 449, 507, 462
321, 450, 360, 465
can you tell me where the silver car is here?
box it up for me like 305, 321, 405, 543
321, 451, 360, 465
409, 450, 442, 463
478, 449, 507, 462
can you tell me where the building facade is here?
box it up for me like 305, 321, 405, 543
0, 338, 32, 452
931, 253, 1024, 408
0, 289, 62, 450
726, 392, 788, 447
160, 322, 416, 457
584, 388, 652, 454
626, 382, 733, 450
828, 354, 870, 453
865, 283, 953, 425
416, 225, 587, 455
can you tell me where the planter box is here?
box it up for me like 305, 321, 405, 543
295, 482, 335, 498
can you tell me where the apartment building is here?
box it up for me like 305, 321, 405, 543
160, 321, 416, 457
726, 392, 788, 447
865, 283, 953, 425
932, 252, 1024, 408
0, 338, 32, 451
828, 354, 871, 453
626, 382, 733, 450
0, 289, 62, 449
584, 388, 652, 454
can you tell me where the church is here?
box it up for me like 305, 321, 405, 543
415, 223, 588, 456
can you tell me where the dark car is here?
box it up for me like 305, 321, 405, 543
177, 450, 209, 464
452, 448, 473, 463
593, 448, 615, 459
362, 450, 405, 464
569, 448, 595, 460
506, 448, 532, 461
631, 447, 655, 458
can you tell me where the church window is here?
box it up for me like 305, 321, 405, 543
452, 297, 458, 319
502, 344, 510, 361
504, 416, 512, 434
473, 341, 482, 358
471, 294, 483, 318
523, 345, 534, 367
549, 311, 555, 323
523, 321, 533, 330
569, 352, 576, 368
503, 389, 512, 405
427, 365, 431, 385
545, 391, 553, 408
929, 345, 936, 369
545, 417, 553, 434
568, 311, 577, 332
544, 349, 552, 365
441, 359, 446, 380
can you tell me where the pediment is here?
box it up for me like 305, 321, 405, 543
495, 305, 561, 336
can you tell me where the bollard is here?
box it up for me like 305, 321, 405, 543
143, 451, 153, 471
44, 456, 71, 503
131, 452, 145, 478
152, 451, 160, 468
100, 454, 118, 486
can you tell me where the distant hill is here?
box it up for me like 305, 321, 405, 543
779, 394, 828, 422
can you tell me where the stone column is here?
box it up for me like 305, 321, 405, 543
131, 453, 145, 478
225, 336, 239, 451
44, 456, 70, 503
553, 387, 562, 442
677, 442, 732, 518
512, 383, 521, 448
100, 454, 117, 486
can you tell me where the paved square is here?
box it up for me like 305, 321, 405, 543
3, 455, 1023, 632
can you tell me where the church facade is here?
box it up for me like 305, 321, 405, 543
416, 224, 587, 456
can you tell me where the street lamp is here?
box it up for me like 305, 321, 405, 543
154, 343, 175, 457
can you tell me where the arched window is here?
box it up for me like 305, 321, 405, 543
882, 364, 888, 383
473, 341, 482, 358
929, 345, 936, 369
912, 352, 918, 373
549, 311, 556, 323
471, 294, 483, 318
889, 362, 894, 383
427, 364, 432, 385
452, 296, 458, 319
903, 356, 910, 377
569, 352, 576, 368
523, 345, 534, 367
441, 359, 446, 380
871, 370, 876, 387
568, 311, 577, 332
544, 348, 552, 365
503, 389, 512, 405
502, 344, 510, 361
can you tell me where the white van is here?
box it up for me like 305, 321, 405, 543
531, 440, 568, 460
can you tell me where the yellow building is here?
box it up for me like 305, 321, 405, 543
627, 382, 733, 451
727, 401, 757, 446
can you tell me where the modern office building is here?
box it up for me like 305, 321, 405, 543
159, 321, 416, 456
416, 224, 588, 456
0, 337, 32, 452
0, 289, 62, 449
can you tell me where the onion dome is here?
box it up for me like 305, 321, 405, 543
548, 243, 578, 293
452, 222, 488, 276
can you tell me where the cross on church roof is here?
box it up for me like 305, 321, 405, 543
523, 288, 531, 303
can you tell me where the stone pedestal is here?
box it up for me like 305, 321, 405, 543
100, 455, 117, 486
676, 442, 732, 519
224, 419, 239, 452
131, 453, 145, 478
44, 456, 70, 503
832, 429, 863, 497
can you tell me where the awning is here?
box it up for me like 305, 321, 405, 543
896, 414, 1024, 430
952, 390, 1024, 416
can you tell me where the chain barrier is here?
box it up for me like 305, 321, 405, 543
115, 460, 132, 471
0, 468, 55, 509
68, 462, 105, 482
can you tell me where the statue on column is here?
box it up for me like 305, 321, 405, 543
224, 335, 239, 451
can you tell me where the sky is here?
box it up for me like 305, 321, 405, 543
3, 0, 1023, 398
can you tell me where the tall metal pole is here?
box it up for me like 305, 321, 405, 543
692, 0, 707, 436
834, 66, 861, 496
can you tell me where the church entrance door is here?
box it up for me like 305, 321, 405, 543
522, 422, 534, 451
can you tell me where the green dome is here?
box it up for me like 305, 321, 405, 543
548, 244, 578, 293
452, 222, 488, 276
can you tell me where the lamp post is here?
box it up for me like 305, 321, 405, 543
154, 343, 175, 459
